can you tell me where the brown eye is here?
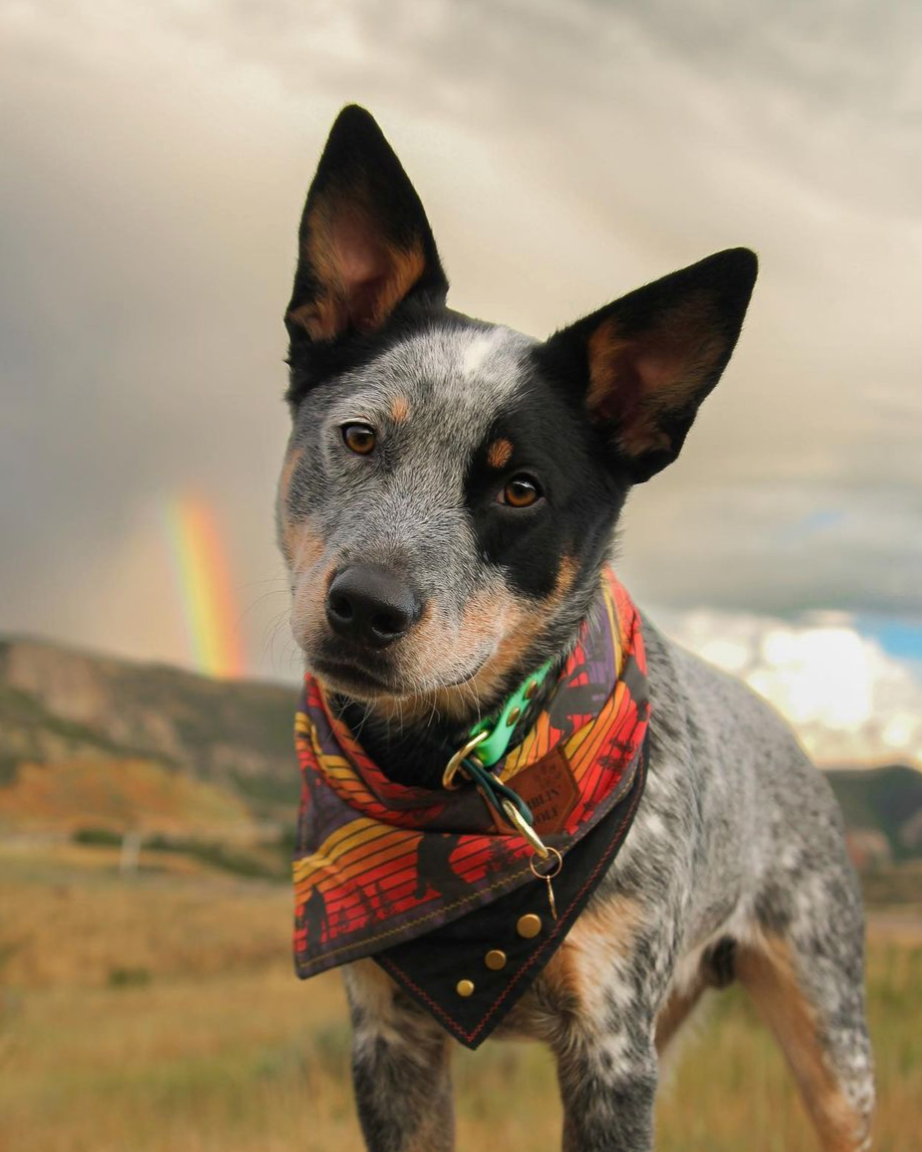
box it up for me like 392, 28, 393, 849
342, 423, 376, 455
500, 475, 542, 508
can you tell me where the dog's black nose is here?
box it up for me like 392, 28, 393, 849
325, 566, 421, 648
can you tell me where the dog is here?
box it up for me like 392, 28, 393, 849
277, 105, 873, 1152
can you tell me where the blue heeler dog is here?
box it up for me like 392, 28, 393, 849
277, 105, 874, 1152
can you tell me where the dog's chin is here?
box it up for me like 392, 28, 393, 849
306, 651, 491, 706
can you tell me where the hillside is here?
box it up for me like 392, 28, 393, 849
2, 634, 921, 858
0, 636, 300, 831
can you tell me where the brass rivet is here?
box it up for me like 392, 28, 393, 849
524, 680, 538, 699
456, 979, 475, 997
516, 913, 542, 939
484, 949, 507, 971
506, 706, 521, 727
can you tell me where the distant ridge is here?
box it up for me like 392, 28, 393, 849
0, 635, 300, 832
825, 764, 922, 859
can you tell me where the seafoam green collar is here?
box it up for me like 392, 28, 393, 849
466, 658, 556, 768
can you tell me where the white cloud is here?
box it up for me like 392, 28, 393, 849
659, 606, 922, 766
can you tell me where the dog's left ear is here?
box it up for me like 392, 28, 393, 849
286, 105, 448, 345
540, 248, 758, 482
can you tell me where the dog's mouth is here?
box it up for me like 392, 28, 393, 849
310, 649, 493, 703
311, 656, 396, 695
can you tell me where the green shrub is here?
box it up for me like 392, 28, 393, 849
107, 966, 151, 988
73, 826, 123, 847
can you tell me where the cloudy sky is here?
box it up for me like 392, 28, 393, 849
2, 0, 921, 763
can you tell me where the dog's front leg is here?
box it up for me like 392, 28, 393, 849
556, 1021, 657, 1152
536, 903, 662, 1152
351, 1025, 454, 1152
343, 962, 455, 1152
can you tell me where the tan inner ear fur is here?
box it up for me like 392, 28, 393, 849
287, 195, 426, 342
586, 295, 724, 460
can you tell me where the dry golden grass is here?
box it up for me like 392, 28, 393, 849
0, 843, 919, 1151
0, 844, 289, 989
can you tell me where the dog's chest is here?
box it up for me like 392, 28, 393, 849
489, 892, 649, 1041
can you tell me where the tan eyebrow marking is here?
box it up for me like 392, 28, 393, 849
487, 438, 514, 469
390, 395, 410, 423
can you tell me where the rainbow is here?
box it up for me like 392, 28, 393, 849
161, 496, 246, 679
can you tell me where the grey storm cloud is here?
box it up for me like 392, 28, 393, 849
1, 0, 921, 677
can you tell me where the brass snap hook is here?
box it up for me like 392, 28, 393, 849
500, 798, 551, 860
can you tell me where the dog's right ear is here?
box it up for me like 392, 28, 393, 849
285, 106, 447, 346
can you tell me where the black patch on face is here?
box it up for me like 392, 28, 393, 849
465, 356, 627, 602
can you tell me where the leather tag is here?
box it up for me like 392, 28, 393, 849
503, 747, 579, 834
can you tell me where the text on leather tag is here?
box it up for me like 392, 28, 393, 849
505, 747, 579, 834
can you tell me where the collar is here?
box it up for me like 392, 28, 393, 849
464, 655, 556, 770
291, 569, 650, 1002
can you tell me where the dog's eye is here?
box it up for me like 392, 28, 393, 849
499, 475, 542, 508
342, 423, 376, 456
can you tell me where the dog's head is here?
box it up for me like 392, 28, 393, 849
279, 106, 756, 717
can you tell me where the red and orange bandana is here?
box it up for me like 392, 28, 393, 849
292, 570, 650, 985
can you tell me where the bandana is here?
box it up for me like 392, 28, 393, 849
292, 571, 650, 1045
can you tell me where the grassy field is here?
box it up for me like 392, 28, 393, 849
0, 841, 919, 1152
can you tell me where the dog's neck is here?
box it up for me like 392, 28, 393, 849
326, 661, 562, 790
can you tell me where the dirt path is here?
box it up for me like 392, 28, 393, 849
868, 907, 922, 943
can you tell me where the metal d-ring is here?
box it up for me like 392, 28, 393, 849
442, 730, 490, 790
529, 844, 563, 880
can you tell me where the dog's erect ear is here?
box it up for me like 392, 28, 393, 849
541, 249, 758, 482
285, 106, 448, 344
